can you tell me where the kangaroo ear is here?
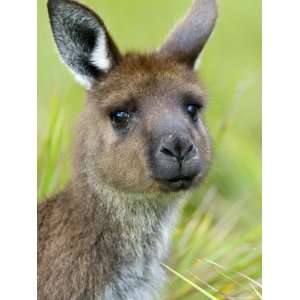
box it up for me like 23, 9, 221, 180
159, 0, 218, 68
47, 0, 121, 89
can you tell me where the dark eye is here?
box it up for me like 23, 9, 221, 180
186, 104, 200, 122
110, 111, 131, 129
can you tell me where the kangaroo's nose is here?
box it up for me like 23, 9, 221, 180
159, 135, 195, 163
151, 132, 202, 190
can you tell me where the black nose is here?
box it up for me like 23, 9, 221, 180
151, 133, 202, 190
160, 135, 194, 163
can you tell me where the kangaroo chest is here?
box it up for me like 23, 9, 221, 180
99, 210, 174, 300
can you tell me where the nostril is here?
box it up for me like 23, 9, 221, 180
178, 144, 194, 160
186, 144, 194, 155
160, 147, 175, 157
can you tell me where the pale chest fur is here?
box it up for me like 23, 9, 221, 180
101, 226, 168, 300
92, 187, 183, 300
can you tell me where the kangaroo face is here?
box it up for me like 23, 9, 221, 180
48, 0, 217, 194
82, 55, 211, 193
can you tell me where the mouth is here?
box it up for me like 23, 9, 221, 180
159, 176, 196, 191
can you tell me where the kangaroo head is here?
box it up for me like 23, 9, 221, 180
48, 0, 217, 194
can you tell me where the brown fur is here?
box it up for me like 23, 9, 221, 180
38, 54, 211, 299
40, 0, 218, 298
78, 54, 211, 193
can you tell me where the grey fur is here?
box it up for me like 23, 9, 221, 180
160, 0, 218, 67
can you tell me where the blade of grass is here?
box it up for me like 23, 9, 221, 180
162, 263, 219, 300
204, 258, 262, 289
188, 271, 240, 300
249, 283, 262, 299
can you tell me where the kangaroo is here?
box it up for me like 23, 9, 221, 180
38, 0, 218, 299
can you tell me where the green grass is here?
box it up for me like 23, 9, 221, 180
38, 0, 261, 299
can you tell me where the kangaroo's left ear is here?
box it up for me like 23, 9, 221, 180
47, 0, 121, 89
159, 0, 218, 69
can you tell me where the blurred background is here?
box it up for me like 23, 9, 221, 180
38, 0, 261, 299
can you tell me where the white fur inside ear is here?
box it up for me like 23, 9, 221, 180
72, 71, 93, 90
90, 28, 112, 72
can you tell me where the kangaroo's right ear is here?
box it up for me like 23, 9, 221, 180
47, 0, 121, 89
